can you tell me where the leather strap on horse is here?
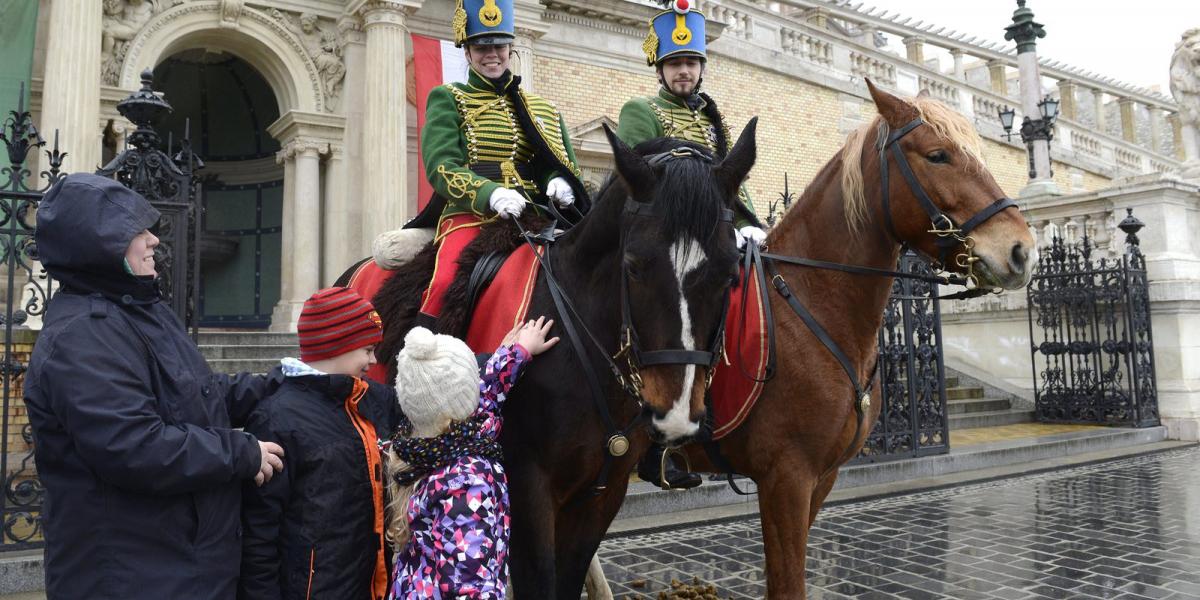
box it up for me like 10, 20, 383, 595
765, 258, 878, 483
513, 220, 649, 494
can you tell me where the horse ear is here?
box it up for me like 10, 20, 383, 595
602, 123, 654, 199
866, 78, 920, 129
714, 117, 757, 201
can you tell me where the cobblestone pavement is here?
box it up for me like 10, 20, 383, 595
597, 446, 1200, 599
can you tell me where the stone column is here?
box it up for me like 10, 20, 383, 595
512, 0, 549, 93
292, 143, 324, 298
987, 60, 1008, 96
360, 1, 417, 245
1168, 112, 1185, 161
949, 48, 966, 80
271, 148, 297, 332
512, 29, 539, 93
1056, 79, 1078, 121
322, 143, 350, 285
270, 140, 326, 331
1008, 10, 1056, 196
41, 1, 102, 171
802, 7, 828, 29
1119, 97, 1138, 143
1149, 107, 1163, 155
339, 14, 369, 257
1092, 88, 1108, 133
903, 36, 925, 66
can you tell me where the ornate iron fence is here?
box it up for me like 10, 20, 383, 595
0, 72, 201, 552
1026, 210, 1158, 427
98, 69, 203, 331
855, 251, 950, 463
0, 82, 63, 550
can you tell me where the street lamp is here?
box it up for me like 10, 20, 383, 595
998, 106, 1016, 141
1038, 95, 1060, 122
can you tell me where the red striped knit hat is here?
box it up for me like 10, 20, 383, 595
298, 287, 384, 363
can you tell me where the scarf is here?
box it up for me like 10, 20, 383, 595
388, 414, 504, 486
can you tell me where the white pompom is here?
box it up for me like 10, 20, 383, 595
402, 327, 438, 360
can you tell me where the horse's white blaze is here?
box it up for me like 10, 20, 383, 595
653, 238, 706, 442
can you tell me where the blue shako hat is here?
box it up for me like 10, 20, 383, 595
454, 0, 515, 48
644, 0, 707, 66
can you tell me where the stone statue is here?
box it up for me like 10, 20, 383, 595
270, 10, 346, 111
101, 0, 181, 86
1170, 28, 1200, 178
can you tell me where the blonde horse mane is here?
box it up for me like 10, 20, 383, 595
839, 95, 986, 234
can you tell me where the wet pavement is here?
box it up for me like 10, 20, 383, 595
597, 446, 1200, 599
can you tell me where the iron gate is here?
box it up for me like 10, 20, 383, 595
0, 72, 201, 551
1027, 210, 1158, 427
855, 251, 950, 463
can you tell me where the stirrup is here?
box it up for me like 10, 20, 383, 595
658, 446, 696, 490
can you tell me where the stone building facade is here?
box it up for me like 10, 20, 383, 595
16, 0, 1184, 334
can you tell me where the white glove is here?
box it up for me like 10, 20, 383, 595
488, 187, 526, 219
737, 226, 767, 249
545, 177, 575, 208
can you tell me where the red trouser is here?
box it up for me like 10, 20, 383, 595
419, 214, 486, 318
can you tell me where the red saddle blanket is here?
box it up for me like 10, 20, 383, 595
346, 251, 767, 440
709, 266, 770, 440
346, 246, 544, 384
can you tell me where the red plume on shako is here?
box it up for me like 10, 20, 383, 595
673, 0, 689, 13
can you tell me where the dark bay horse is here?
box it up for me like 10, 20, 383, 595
657, 81, 1037, 598
345, 123, 758, 597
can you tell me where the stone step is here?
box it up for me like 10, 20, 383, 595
947, 397, 1011, 414
945, 386, 985, 400
198, 344, 298, 360
614, 425, 1170, 523
206, 358, 281, 375
196, 331, 298, 347
949, 408, 1034, 430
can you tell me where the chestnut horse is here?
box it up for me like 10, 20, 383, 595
651, 81, 1037, 598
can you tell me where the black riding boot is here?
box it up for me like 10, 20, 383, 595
637, 443, 702, 490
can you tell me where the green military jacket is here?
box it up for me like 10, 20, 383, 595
617, 88, 758, 228
421, 68, 581, 222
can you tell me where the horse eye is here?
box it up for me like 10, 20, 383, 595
926, 150, 949, 164
624, 257, 642, 280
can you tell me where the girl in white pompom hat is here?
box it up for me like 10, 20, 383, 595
383, 317, 558, 599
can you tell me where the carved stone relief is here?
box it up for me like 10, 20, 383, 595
270, 9, 346, 112
102, 0, 180, 86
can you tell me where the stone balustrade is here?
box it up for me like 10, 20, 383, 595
694, 0, 1181, 178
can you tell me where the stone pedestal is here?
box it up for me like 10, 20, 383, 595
1016, 50, 1058, 196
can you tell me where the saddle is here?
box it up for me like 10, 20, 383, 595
350, 215, 554, 384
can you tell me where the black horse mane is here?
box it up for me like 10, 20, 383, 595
593, 136, 732, 259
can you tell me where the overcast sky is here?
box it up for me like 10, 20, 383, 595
864, 0, 1198, 95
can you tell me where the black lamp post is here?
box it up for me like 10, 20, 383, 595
999, 95, 1059, 179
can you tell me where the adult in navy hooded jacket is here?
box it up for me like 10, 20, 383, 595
23, 173, 285, 599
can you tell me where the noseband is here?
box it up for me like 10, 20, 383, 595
614, 196, 732, 396
878, 118, 1018, 288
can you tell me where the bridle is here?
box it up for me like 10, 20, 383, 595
516, 145, 732, 493
878, 117, 1019, 289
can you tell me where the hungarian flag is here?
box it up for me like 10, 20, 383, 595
411, 34, 468, 208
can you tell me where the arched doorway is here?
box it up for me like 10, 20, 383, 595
154, 50, 282, 328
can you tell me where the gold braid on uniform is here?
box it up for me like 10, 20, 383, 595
453, 0, 468, 46
437, 165, 485, 201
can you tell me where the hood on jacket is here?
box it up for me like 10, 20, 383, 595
36, 173, 161, 301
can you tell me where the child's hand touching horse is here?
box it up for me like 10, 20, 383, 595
512, 316, 559, 355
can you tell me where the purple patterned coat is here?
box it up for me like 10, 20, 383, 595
388, 344, 529, 600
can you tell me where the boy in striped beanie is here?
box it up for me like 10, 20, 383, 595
239, 287, 401, 600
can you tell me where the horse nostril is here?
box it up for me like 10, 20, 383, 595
1011, 243, 1029, 268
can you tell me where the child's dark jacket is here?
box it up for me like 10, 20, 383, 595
239, 374, 400, 600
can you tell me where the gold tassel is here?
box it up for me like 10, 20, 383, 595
642, 28, 659, 66
453, 0, 468, 46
